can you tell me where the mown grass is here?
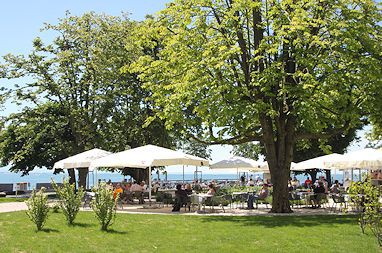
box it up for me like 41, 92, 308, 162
0, 211, 379, 253
0, 197, 27, 203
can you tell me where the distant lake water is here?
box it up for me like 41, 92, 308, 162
0, 168, 358, 191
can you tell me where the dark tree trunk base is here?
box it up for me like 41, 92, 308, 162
68, 168, 76, 189
78, 168, 88, 189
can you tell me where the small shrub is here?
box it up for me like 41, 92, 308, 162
348, 177, 382, 246
91, 183, 117, 231
52, 180, 85, 225
26, 188, 49, 231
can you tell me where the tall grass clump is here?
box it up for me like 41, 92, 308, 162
91, 183, 117, 231
26, 188, 49, 231
52, 180, 84, 225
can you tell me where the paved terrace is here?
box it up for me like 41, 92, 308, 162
0, 201, 353, 216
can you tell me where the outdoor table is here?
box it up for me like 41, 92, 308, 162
296, 192, 316, 207
191, 193, 213, 212
232, 192, 249, 208
158, 189, 176, 197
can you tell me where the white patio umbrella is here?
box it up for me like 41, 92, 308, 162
90, 144, 209, 202
292, 153, 343, 171
53, 148, 113, 169
53, 148, 113, 188
325, 148, 382, 170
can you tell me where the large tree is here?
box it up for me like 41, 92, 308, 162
0, 13, 177, 187
131, 0, 382, 212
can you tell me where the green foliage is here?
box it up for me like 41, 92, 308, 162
232, 142, 262, 160
52, 180, 84, 225
91, 183, 117, 231
25, 188, 49, 231
348, 177, 382, 246
130, 0, 381, 212
0, 12, 185, 176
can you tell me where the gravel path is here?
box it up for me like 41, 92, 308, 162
0, 202, 28, 213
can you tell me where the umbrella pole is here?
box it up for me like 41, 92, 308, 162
148, 166, 152, 206
183, 165, 185, 184
95, 168, 98, 187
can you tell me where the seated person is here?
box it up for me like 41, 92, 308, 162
113, 183, 123, 200
291, 177, 300, 189
312, 181, 326, 208
304, 177, 312, 188
130, 181, 144, 204
330, 180, 341, 194
192, 180, 202, 193
122, 182, 133, 203
172, 184, 188, 212
247, 177, 255, 186
247, 184, 269, 209
185, 183, 193, 195
206, 183, 216, 196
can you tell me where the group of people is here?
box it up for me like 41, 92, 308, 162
241, 175, 270, 187
106, 179, 148, 204
246, 183, 270, 209
300, 176, 344, 208
172, 182, 217, 212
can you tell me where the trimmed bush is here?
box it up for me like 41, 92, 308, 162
26, 188, 49, 231
52, 180, 84, 225
91, 183, 117, 231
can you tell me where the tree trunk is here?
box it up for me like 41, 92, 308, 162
68, 168, 76, 188
122, 168, 149, 183
268, 163, 293, 213
78, 168, 88, 189
260, 114, 295, 213
325, 170, 331, 186
306, 169, 318, 184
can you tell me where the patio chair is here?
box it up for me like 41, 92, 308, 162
255, 196, 271, 209
82, 192, 94, 208
190, 194, 202, 211
210, 195, 226, 213
330, 194, 347, 212
289, 192, 302, 208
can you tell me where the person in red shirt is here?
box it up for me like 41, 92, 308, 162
304, 177, 312, 188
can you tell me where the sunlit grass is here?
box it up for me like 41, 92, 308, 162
0, 197, 27, 203
0, 211, 379, 253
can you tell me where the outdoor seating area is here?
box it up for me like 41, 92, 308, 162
72, 176, 367, 216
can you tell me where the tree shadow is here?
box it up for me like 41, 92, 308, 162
39, 228, 59, 233
105, 229, 128, 235
69, 222, 93, 228
200, 214, 357, 228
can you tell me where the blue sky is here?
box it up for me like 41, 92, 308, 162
0, 0, 169, 56
0, 1, 368, 174
0, 0, 232, 173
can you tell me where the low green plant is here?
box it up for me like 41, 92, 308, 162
52, 180, 85, 225
348, 177, 381, 246
25, 188, 49, 231
91, 183, 117, 231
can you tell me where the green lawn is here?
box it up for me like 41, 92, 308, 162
0, 197, 27, 203
0, 211, 379, 253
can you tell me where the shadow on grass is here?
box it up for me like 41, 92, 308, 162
40, 228, 59, 233
199, 215, 357, 228
69, 222, 93, 228
105, 229, 128, 235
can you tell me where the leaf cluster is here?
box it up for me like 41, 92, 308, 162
91, 183, 117, 231
52, 180, 85, 225
25, 188, 49, 231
